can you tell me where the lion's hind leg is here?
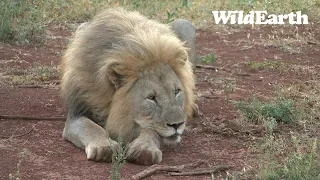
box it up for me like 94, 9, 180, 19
62, 116, 118, 162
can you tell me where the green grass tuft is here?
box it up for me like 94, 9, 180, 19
199, 53, 216, 64
109, 136, 128, 180
234, 97, 298, 134
235, 97, 296, 124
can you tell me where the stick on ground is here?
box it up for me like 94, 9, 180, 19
16, 85, 55, 89
0, 125, 36, 138
169, 165, 231, 176
0, 115, 65, 121
195, 64, 232, 73
131, 161, 205, 180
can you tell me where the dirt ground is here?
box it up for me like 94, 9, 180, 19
0, 23, 319, 180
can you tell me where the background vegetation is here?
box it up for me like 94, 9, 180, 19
1, 0, 319, 43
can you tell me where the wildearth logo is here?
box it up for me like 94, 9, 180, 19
212, 11, 309, 24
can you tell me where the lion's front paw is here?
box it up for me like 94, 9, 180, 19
85, 139, 118, 162
126, 141, 162, 165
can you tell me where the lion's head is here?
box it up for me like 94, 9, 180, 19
118, 63, 187, 145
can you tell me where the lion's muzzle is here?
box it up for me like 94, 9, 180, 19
166, 121, 184, 130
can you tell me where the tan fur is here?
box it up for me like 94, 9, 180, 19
61, 8, 195, 164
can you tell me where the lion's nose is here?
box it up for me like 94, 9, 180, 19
167, 122, 184, 130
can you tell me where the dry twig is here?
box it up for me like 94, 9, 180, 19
307, 40, 320, 45
169, 165, 231, 176
16, 85, 58, 89
196, 64, 219, 70
131, 161, 205, 180
0, 115, 65, 121
201, 95, 220, 99
195, 65, 232, 73
0, 125, 36, 138
236, 73, 251, 77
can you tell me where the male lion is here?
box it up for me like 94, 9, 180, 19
61, 8, 195, 165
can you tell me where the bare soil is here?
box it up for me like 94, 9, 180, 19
0, 23, 319, 180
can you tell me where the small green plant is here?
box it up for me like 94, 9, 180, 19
110, 136, 128, 180
166, 8, 178, 23
200, 53, 216, 64
182, 0, 189, 7
165, 0, 192, 23
265, 117, 277, 135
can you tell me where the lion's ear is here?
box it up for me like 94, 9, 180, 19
107, 64, 126, 89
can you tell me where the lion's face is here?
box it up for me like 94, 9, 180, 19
127, 64, 186, 145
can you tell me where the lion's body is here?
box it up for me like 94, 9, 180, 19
61, 8, 195, 164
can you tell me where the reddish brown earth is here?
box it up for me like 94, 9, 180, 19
0, 23, 319, 180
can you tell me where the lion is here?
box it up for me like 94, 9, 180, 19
61, 8, 195, 165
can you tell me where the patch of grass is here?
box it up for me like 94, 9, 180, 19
276, 80, 320, 134
0, 0, 104, 43
231, 80, 320, 179
9, 75, 37, 85
264, 38, 303, 54
250, 23, 319, 54
229, 136, 320, 180
234, 97, 297, 134
31, 62, 59, 81
3, 63, 59, 85
235, 97, 297, 124
258, 137, 320, 180
0, 0, 45, 44
246, 59, 289, 71
291, 64, 319, 77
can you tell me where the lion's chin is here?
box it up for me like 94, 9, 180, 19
162, 135, 181, 146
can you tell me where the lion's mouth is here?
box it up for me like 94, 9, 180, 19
162, 134, 181, 145
167, 134, 180, 140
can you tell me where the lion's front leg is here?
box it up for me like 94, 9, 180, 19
126, 129, 162, 165
62, 116, 118, 162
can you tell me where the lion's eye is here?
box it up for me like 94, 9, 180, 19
175, 88, 181, 95
147, 94, 156, 101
